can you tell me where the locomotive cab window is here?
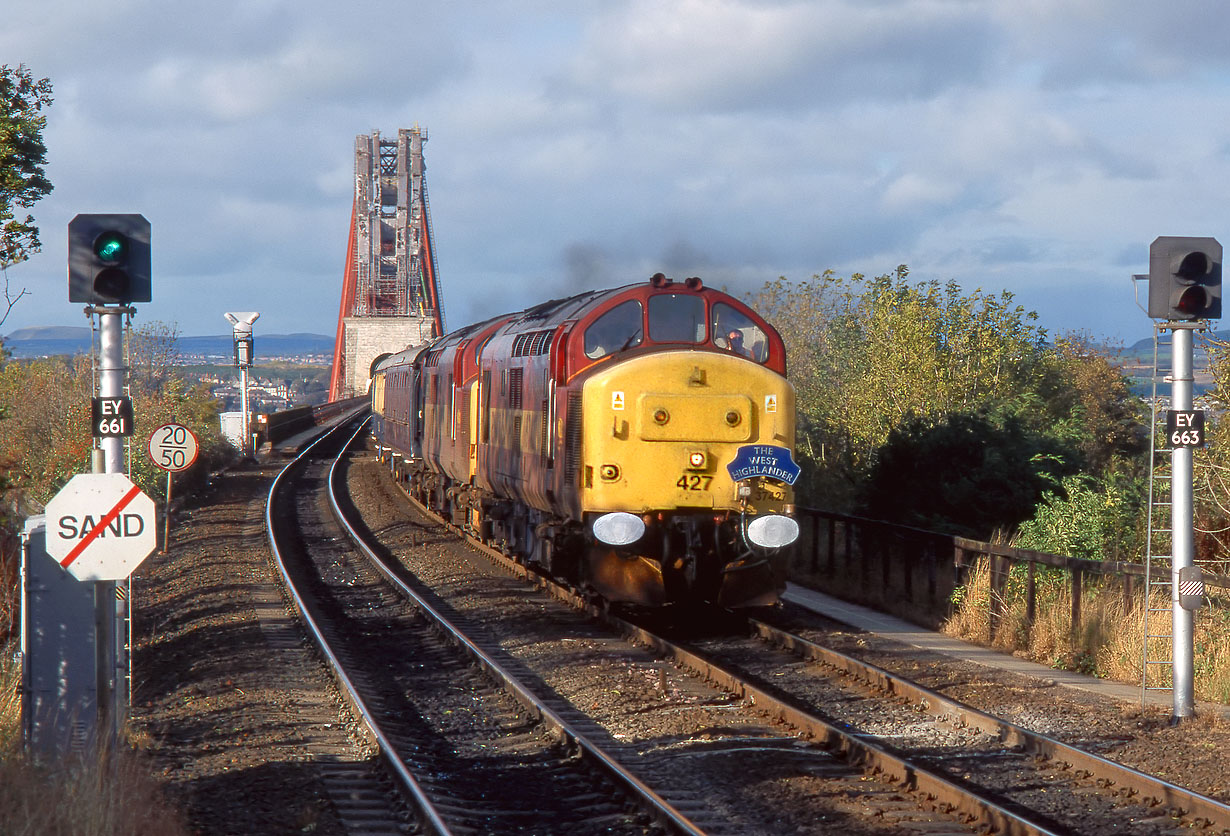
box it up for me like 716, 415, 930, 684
648, 293, 705, 344
712, 302, 768, 363
584, 299, 643, 359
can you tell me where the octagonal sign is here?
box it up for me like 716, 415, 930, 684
45, 473, 157, 581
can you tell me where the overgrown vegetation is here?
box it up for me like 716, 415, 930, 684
749, 269, 1204, 688
942, 561, 1230, 704
0, 63, 195, 833
2, 652, 190, 835
0, 321, 232, 510
0, 320, 227, 832
748, 268, 1148, 544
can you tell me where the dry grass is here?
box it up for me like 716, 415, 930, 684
0, 641, 189, 836
0, 750, 189, 836
1, 643, 19, 754
944, 560, 1230, 704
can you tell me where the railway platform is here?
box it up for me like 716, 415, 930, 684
783, 583, 1228, 715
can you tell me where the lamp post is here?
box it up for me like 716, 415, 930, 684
224, 312, 259, 457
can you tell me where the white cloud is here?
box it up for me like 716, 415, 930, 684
3, 0, 1230, 345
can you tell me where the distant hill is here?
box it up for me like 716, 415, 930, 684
1123, 328, 1229, 364
1, 326, 333, 360
5, 325, 90, 341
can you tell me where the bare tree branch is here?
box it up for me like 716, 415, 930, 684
0, 266, 28, 332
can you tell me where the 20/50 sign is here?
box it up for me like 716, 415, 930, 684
1167, 410, 1206, 448
147, 423, 200, 472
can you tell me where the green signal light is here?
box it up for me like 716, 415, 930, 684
93, 232, 127, 264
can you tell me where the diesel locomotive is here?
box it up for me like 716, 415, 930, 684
370, 273, 800, 608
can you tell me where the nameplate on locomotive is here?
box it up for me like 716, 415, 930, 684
727, 445, 800, 485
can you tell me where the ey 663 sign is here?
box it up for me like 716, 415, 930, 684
1167, 410, 1206, 449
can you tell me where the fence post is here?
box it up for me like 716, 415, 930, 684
901, 532, 913, 601
847, 522, 858, 584
989, 554, 1005, 642
879, 525, 891, 600
926, 536, 937, 605
1026, 560, 1036, 630
1070, 567, 1082, 638
860, 522, 870, 588
810, 514, 820, 573
827, 517, 836, 574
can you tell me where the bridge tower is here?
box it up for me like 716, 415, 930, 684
328, 127, 445, 400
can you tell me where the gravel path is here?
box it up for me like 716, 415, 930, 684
132, 462, 373, 836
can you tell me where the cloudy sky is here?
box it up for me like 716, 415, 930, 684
3, 0, 1229, 345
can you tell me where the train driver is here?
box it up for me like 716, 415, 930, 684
725, 329, 751, 357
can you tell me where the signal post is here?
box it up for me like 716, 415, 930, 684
1145, 235, 1221, 722
23, 214, 154, 754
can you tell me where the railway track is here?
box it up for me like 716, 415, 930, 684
328, 424, 988, 833
267, 416, 692, 835
479, 534, 1230, 835
270, 415, 1230, 834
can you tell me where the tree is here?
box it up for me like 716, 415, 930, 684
748, 269, 1149, 548
745, 268, 1050, 510
861, 409, 1072, 539
0, 323, 231, 511
0, 64, 52, 269
1033, 333, 1147, 475
0, 64, 53, 330
130, 321, 184, 393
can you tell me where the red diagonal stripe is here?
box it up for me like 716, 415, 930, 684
60, 483, 143, 569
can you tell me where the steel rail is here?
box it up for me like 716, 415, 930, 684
746, 615, 1230, 829
326, 431, 709, 836
436, 522, 1065, 836
264, 416, 455, 836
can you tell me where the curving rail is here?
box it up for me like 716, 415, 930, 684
266, 414, 708, 835
323, 422, 708, 836
265, 416, 454, 836
744, 615, 1230, 830
443, 512, 1230, 835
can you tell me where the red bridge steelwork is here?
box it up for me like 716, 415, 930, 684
329, 127, 444, 401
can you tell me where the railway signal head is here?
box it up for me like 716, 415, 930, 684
68, 214, 151, 304
1148, 236, 1222, 321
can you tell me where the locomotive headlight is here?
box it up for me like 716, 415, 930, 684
593, 512, 645, 546
687, 451, 706, 469
600, 464, 620, 481
746, 514, 799, 549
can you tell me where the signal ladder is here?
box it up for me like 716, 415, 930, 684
1142, 323, 1172, 700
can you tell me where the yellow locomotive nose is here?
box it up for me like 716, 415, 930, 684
580, 351, 795, 514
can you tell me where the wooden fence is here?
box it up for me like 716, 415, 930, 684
788, 506, 1230, 640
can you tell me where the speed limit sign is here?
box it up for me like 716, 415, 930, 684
148, 423, 200, 472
